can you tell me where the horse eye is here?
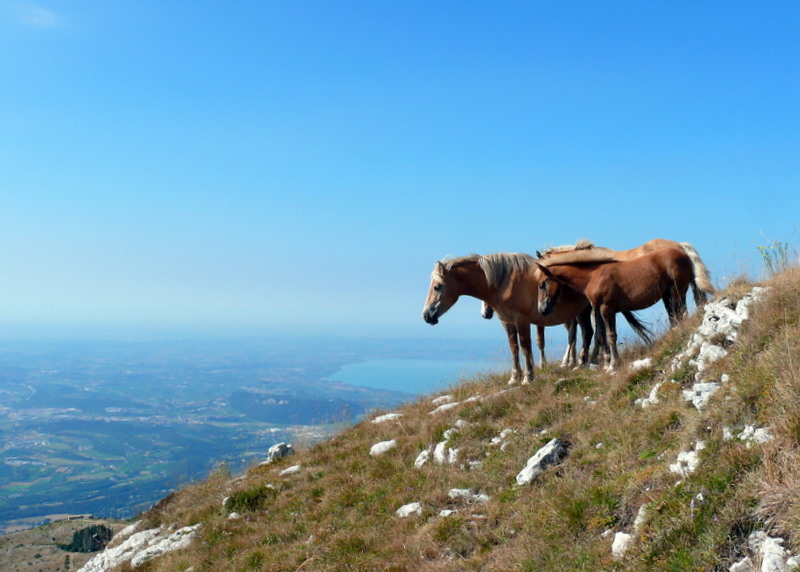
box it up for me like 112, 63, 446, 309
433, 284, 442, 292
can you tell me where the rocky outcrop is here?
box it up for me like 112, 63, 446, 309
77, 522, 201, 572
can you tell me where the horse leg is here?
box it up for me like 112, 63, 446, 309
560, 321, 576, 368
603, 307, 619, 372
517, 323, 535, 385
577, 306, 593, 367
503, 322, 521, 385
536, 325, 547, 368
661, 294, 677, 327
590, 306, 607, 365
673, 285, 688, 321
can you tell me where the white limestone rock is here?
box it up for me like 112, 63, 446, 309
630, 358, 652, 371
396, 502, 423, 518
371, 412, 403, 424
266, 442, 295, 463
739, 425, 774, 447
279, 464, 301, 476
612, 532, 632, 560
414, 448, 432, 468
683, 381, 722, 410
78, 524, 201, 572
669, 441, 706, 478
637, 380, 664, 408
369, 439, 397, 456
447, 488, 490, 503
429, 402, 460, 415
516, 438, 569, 485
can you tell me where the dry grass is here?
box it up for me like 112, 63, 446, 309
113, 268, 800, 572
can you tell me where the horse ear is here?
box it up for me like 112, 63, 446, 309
535, 250, 543, 259
535, 262, 556, 280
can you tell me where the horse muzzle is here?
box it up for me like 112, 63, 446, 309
538, 299, 555, 316
422, 305, 440, 325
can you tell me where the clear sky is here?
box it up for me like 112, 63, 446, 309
1, 2, 798, 341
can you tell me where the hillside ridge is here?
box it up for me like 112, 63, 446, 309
11, 269, 800, 571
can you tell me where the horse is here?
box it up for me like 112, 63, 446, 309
421, 253, 650, 385
537, 238, 714, 312
534, 246, 714, 371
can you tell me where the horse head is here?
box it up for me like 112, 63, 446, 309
533, 262, 563, 316
422, 260, 462, 325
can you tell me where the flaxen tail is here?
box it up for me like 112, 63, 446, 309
680, 242, 715, 305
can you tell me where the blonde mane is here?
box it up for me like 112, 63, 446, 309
435, 253, 535, 288
540, 248, 618, 266
539, 238, 607, 258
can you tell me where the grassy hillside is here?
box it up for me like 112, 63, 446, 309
76, 268, 800, 570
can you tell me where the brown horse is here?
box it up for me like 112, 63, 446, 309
538, 238, 714, 312
422, 253, 592, 384
421, 253, 649, 384
535, 246, 714, 371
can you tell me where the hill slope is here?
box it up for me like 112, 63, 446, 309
71, 269, 800, 570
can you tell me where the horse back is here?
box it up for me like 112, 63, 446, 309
586, 248, 690, 310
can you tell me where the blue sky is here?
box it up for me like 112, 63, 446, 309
1, 1, 798, 341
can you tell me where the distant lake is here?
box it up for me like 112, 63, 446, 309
324, 358, 500, 395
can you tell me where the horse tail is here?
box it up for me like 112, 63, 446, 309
679, 242, 715, 305
622, 311, 654, 346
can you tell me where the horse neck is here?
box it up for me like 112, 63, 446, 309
451, 261, 493, 300
546, 263, 596, 292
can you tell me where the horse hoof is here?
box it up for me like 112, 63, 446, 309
508, 378, 518, 386
521, 378, 532, 386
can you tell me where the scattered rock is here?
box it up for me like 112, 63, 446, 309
396, 502, 423, 518
611, 532, 632, 560
683, 381, 722, 410
429, 402, 460, 415
372, 412, 403, 424
729, 531, 800, 572
669, 441, 706, 478
636, 380, 664, 408
609, 504, 649, 559
516, 438, 569, 485
279, 464, 301, 476
447, 489, 490, 503
78, 524, 201, 572
369, 439, 397, 456
262, 442, 295, 465
414, 448, 431, 468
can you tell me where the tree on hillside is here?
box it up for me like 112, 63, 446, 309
58, 524, 114, 553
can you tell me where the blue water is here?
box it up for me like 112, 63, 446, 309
325, 358, 499, 395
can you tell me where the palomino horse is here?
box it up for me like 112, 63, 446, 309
421, 253, 650, 384
537, 238, 714, 319
535, 246, 714, 371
